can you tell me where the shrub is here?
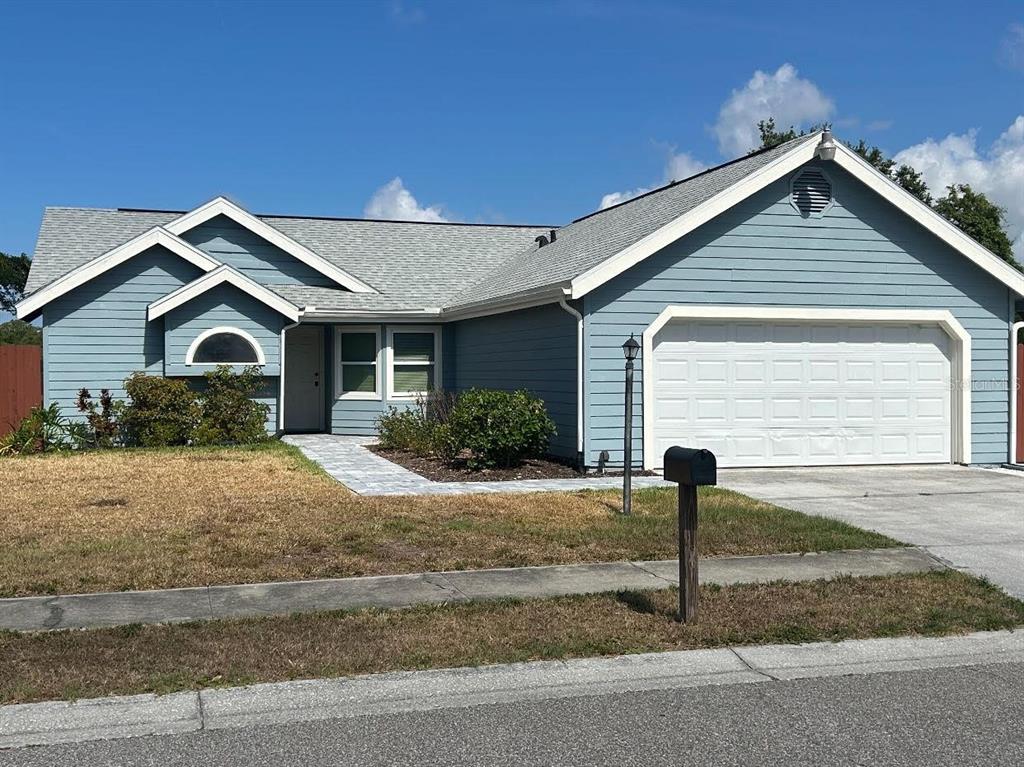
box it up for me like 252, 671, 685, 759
192, 365, 269, 446
376, 406, 435, 453
0, 319, 41, 346
0, 403, 76, 455
76, 388, 121, 448
120, 373, 200, 447
445, 389, 555, 469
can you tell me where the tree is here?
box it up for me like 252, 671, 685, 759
850, 140, 931, 204
934, 184, 1018, 267
752, 118, 826, 153
0, 251, 31, 314
0, 319, 41, 345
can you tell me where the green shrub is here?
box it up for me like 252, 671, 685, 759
120, 374, 200, 447
376, 406, 435, 453
192, 365, 270, 446
76, 388, 121, 448
0, 403, 77, 455
445, 389, 555, 469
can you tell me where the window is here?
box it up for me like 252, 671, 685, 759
387, 327, 440, 399
336, 326, 381, 400
186, 327, 265, 365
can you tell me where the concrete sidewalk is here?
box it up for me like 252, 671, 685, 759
3, 628, 1022, 750
0, 547, 941, 632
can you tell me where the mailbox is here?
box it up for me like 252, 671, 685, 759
663, 446, 717, 487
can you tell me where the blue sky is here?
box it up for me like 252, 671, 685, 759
2, 0, 1023, 266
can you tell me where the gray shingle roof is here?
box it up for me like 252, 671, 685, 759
445, 134, 819, 308
24, 134, 818, 313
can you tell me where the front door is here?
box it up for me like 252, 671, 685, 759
284, 325, 324, 432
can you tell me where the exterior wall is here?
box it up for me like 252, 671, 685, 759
42, 246, 203, 417
450, 303, 578, 459
583, 161, 1014, 467
181, 215, 335, 287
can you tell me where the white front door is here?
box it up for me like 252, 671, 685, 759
650, 320, 953, 468
284, 325, 324, 432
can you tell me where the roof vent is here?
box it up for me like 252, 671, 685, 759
790, 168, 833, 217
535, 234, 549, 248
549, 229, 557, 242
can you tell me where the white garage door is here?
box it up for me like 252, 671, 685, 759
650, 320, 953, 468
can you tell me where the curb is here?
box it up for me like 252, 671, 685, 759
2, 629, 1021, 750
0, 547, 942, 632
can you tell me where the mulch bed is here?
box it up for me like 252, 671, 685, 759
370, 446, 657, 482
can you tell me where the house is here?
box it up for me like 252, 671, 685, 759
17, 131, 1024, 469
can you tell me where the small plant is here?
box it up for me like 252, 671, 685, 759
192, 365, 270, 446
0, 403, 74, 455
376, 406, 435, 453
76, 388, 121, 448
119, 373, 200, 447
445, 389, 555, 469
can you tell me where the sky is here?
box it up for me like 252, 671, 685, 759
2, 0, 1023, 275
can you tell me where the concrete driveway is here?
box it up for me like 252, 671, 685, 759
719, 465, 1024, 597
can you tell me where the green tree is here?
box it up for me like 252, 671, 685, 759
753, 118, 826, 153
934, 184, 1018, 267
0, 251, 31, 314
0, 319, 41, 345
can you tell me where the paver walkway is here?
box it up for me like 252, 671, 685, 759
283, 434, 673, 495
0, 547, 940, 632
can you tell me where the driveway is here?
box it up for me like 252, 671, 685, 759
719, 465, 1024, 598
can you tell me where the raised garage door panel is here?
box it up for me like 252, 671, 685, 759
650, 321, 952, 468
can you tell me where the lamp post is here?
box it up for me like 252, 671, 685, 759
621, 334, 640, 516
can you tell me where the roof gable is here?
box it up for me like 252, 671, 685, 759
164, 197, 377, 294
147, 264, 301, 323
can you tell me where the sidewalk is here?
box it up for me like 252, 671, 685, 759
3, 628, 1021, 749
0, 547, 941, 632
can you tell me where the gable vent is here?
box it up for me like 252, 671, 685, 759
791, 169, 833, 217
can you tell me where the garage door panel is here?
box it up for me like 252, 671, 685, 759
651, 320, 953, 468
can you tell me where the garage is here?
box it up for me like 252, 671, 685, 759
644, 309, 965, 469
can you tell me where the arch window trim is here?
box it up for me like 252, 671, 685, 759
185, 326, 267, 366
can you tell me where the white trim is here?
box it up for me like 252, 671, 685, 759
1011, 321, 1024, 464
568, 134, 1024, 301
278, 321, 300, 432
147, 264, 301, 322
16, 227, 220, 320
335, 325, 383, 401
640, 306, 972, 470
385, 325, 442, 400
558, 296, 584, 457
185, 326, 267, 366
165, 196, 377, 294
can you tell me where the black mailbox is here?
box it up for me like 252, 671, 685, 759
663, 447, 717, 487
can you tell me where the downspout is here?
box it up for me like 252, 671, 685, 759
278, 320, 301, 433
558, 295, 585, 467
1011, 320, 1024, 464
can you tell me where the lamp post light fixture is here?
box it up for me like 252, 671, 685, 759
621, 333, 641, 516
816, 127, 837, 161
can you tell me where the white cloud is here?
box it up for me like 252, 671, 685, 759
712, 63, 834, 157
894, 116, 1024, 259
364, 177, 448, 222
599, 150, 707, 209
1001, 23, 1024, 71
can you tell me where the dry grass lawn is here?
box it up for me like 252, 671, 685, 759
0, 443, 897, 597
1, 571, 1020, 705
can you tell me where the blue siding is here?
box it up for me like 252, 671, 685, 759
181, 215, 336, 287
42, 246, 203, 418
451, 304, 578, 459
584, 161, 1014, 467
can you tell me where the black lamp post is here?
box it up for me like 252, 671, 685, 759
621, 334, 640, 516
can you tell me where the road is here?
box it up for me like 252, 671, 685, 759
4, 662, 1022, 766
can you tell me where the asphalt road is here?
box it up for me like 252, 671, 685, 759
4, 662, 1022, 766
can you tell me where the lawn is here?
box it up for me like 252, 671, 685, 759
1, 571, 1020, 705
0, 442, 897, 597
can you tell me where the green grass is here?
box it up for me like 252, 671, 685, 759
1, 571, 1019, 705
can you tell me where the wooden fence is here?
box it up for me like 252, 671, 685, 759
0, 345, 42, 437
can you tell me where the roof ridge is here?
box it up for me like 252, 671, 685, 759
572, 131, 821, 224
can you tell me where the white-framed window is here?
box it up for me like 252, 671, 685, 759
386, 326, 441, 400
186, 326, 266, 365
335, 325, 382, 400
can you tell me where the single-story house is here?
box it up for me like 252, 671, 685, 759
17, 131, 1024, 469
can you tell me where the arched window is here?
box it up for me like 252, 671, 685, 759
186, 327, 266, 365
